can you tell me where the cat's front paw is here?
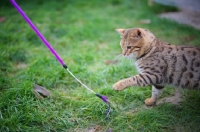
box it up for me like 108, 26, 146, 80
113, 80, 126, 90
145, 98, 156, 106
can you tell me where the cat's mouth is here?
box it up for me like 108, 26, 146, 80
122, 46, 140, 57
123, 52, 137, 60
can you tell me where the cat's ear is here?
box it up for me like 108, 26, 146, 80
115, 29, 126, 35
137, 29, 142, 37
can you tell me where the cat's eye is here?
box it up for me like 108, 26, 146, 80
127, 46, 131, 49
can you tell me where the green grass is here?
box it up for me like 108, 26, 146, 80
1, 0, 200, 131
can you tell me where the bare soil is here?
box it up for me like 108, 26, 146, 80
159, 9, 200, 30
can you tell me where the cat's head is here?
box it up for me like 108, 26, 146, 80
116, 28, 156, 60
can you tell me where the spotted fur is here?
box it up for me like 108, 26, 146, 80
113, 28, 200, 106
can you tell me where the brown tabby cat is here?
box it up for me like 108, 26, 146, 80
113, 28, 200, 106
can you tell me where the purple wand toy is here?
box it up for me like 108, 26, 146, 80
10, 0, 110, 119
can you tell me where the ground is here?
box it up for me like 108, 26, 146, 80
154, 0, 200, 29
1, 0, 200, 131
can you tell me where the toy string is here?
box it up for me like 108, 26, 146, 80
10, 0, 110, 119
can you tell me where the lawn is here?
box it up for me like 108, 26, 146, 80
1, 0, 200, 131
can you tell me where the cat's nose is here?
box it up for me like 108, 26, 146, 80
122, 50, 127, 56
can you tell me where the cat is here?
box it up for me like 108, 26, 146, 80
113, 28, 200, 106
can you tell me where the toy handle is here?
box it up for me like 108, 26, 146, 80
96, 93, 108, 103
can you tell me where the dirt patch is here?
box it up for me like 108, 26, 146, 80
71, 125, 110, 132
159, 9, 200, 30
144, 90, 182, 109
157, 90, 182, 105
154, 0, 200, 30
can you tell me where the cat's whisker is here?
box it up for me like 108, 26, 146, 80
114, 54, 124, 61
124, 54, 133, 60
114, 54, 122, 59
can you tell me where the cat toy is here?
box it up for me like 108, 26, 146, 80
10, 0, 110, 119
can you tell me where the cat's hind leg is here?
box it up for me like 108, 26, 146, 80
145, 85, 164, 106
